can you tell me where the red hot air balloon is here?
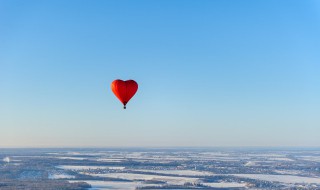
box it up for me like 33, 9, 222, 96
111, 79, 138, 109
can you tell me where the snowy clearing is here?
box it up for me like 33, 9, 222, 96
57, 165, 125, 170
232, 174, 320, 184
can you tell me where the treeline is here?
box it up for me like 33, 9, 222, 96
0, 180, 90, 190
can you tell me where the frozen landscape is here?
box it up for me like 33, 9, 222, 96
1, 148, 320, 189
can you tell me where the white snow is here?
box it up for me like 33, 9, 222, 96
69, 180, 161, 190
267, 157, 294, 161
199, 152, 231, 156
83, 172, 200, 185
97, 158, 126, 162
298, 156, 320, 163
135, 169, 214, 176
3, 157, 10, 163
244, 161, 256, 166
57, 165, 125, 170
274, 170, 302, 175
232, 174, 320, 184
49, 174, 75, 179
202, 182, 247, 188
56, 157, 87, 160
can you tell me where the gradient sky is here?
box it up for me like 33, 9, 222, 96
1, 0, 319, 147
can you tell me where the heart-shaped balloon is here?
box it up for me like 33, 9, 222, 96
111, 79, 138, 109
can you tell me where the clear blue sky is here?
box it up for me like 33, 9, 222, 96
1, 0, 319, 147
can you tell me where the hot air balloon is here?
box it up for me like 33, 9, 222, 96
111, 79, 138, 109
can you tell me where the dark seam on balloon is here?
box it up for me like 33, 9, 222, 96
124, 81, 128, 105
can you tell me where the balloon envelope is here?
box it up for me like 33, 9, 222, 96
111, 79, 138, 109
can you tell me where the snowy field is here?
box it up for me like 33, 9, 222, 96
231, 174, 320, 184
83, 172, 200, 185
57, 165, 125, 170
1, 148, 320, 189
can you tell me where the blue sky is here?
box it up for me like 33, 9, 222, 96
0, 0, 319, 147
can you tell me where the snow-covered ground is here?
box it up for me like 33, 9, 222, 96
5, 148, 319, 189
274, 170, 302, 175
69, 180, 162, 190
82, 172, 200, 185
97, 158, 126, 162
57, 165, 125, 170
231, 174, 320, 184
202, 182, 247, 188
267, 157, 294, 161
134, 169, 214, 176
297, 156, 320, 162
49, 174, 75, 179
56, 157, 87, 160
